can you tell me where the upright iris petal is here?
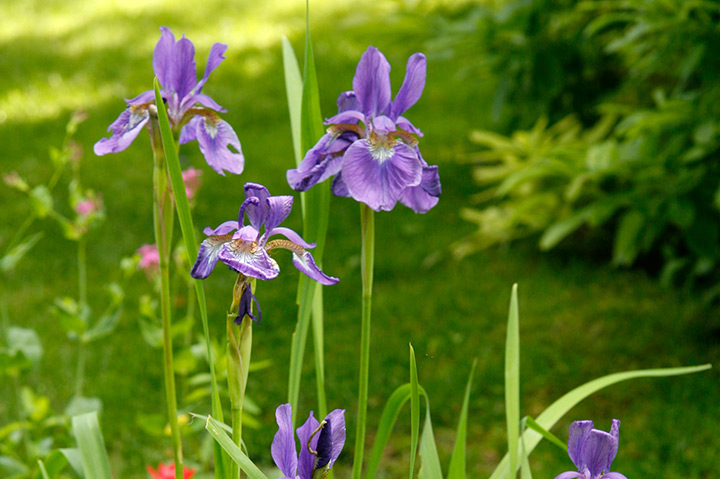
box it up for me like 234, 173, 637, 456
94, 27, 244, 176
287, 46, 440, 213
554, 420, 627, 479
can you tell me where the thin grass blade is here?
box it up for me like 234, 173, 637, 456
59, 449, 83, 478
447, 359, 477, 479
366, 383, 428, 479
418, 401, 443, 479
205, 416, 269, 479
504, 284, 520, 479
524, 416, 565, 451
488, 363, 712, 479
409, 344, 420, 479
519, 419, 532, 479
153, 79, 228, 479
282, 36, 303, 165
71, 412, 111, 479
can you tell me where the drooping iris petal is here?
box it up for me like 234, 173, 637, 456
267, 227, 316, 249
196, 43, 228, 94
93, 106, 149, 155
235, 284, 261, 324
399, 165, 441, 214
202, 220, 238, 236
391, 53, 427, 120
353, 46, 392, 118
331, 173, 350, 197
607, 419, 620, 467
287, 133, 354, 192
153, 27, 176, 90
296, 413, 320, 479
342, 140, 422, 211
552, 472, 584, 479
126, 90, 156, 105
396, 116, 424, 137
583, 430, 618, 477
195, 116, 244, 176
190, 234, 232, 279
217, 240, 279, 280
292, 251, 339, 285
271, 404, 297, 479
169, 35, 197, 100
325, 110, 366, 125
193, 93, 226, 112
568, 420, 594, 471
324, 409, 346, 468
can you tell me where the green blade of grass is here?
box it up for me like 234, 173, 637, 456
519, 419, 532, 479
36, 460, 50, 479
153, 79, 228, 479
59, 449, 83, 478
524, 416, 565, 451
418, 403, 443, 479
366, 383, 429, 479
447, 359, 477, 479
285, 4, 332, 426
488, 363, 712, 479
71, 412, 111, 479
282, 36, 303, 165
205, 416, 269, 479
505, 284, 520, 479
409, 344, 420, 479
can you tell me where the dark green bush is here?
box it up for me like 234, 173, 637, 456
454, 0, 720, 292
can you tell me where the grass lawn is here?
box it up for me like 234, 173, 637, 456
1, 1, 718, 478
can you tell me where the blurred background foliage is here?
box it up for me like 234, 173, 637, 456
0, 0, 718, 478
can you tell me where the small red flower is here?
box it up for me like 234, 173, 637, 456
146, 462, 196, 479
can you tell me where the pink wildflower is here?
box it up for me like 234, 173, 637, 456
137, 244, 160, 275
182, 167, 203, 200
76, 199, 99, 216
146, 462, 196, 479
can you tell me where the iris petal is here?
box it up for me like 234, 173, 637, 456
169, 34, 197, 100
324, 409, 346, 468
271, 404, 298, 479
353, 46, 392, 118
217, 241, 279, 280
292, 251, 339, 285
296, 413, 320, 479
568, 421, 594, 471
399, 165, 441, 213
196, 42, 228, 94
342, 140, 422, 211
94, 107, 149, 156
190, 234, 232, 279
153, 27, 176, 90
391, 53, 426, 120
195, 117, 244, 176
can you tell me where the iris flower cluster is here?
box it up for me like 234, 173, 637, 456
287, 46, 441, 213
95, 27, 244, 176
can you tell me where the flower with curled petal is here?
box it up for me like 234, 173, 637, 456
287, 46, 440, 213
94, 27, 243, 176
190, 183, 338, 321
272, 403, 345, 479
146, 462, 196, 479
554, 420, 627, 479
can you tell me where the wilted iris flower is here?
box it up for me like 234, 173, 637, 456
554, 420, 627, 479
287, 46, 440, 213
272, 403, 345, 479
190, 183, 338, 320
94, 27, 244, 176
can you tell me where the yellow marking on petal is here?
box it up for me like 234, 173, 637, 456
264, 239, 304, 255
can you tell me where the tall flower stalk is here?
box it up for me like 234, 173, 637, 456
149, 107, 184, 479
288, 46, 439, 479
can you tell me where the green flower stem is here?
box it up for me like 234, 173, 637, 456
74, 237, 87, 398
227, 276, 254, 479
352, 204, 375, 479
150, 113, 183, 479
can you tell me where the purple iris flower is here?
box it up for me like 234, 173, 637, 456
554, 420, 627, 479
94, 27, 244, 176
287, 46, 441, 213
271, 404, 345, 479
190, 183, 338, 287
